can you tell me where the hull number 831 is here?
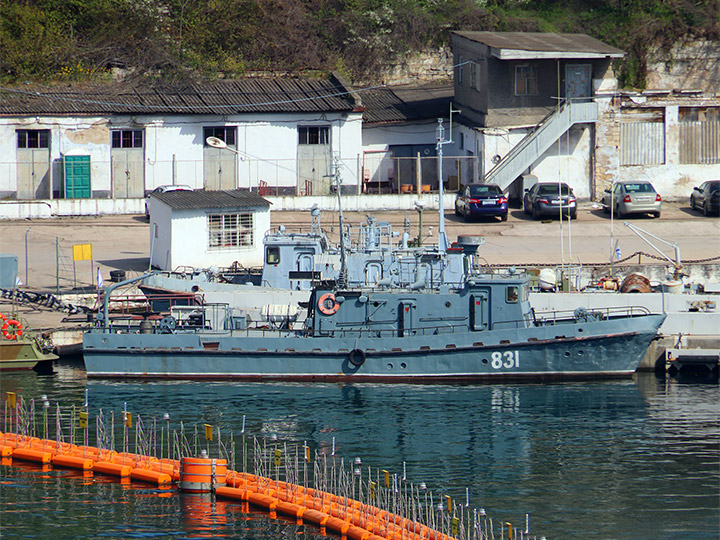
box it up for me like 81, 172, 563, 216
491, 351, 519, 369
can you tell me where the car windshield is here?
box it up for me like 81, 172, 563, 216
537, 184, 570, 196
624, 183, 655, 193
469, 185, 501, 196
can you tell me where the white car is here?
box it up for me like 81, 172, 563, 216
145, 185, 193, 218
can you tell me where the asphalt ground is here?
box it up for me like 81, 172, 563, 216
1, 201, 718, 331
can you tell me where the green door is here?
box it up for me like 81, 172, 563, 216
64, 155, 91, 198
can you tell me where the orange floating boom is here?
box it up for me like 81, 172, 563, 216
130, 468, 172, 486
94, 461, 132, 478
52, 454, 94, 470
12, 448, 52, 464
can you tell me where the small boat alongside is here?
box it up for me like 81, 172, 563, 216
0, 313, 58, 371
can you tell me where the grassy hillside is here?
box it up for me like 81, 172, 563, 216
1, 0, 717, 88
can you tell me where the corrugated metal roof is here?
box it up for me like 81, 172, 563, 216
361, 84, 453, 124
453, 31, 625, 58
153, 189, 271, 210
0, 77, 357, 116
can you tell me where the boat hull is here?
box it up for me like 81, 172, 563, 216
0, 338, 58, 371
83, 314, 664, 382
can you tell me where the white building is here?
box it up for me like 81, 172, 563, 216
0, 74, 363, 218
148, 189, 270, 271
450, 31, 720, 201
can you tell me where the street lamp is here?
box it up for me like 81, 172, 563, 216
205, 136, 243, 158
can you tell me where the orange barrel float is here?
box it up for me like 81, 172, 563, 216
52, 454, 93, 470
12, 447, 52, 464
94, 461, 132, 478
179, 456, 227, 493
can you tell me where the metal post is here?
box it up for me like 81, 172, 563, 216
436, 119, 447, 252
24, 227, 30, 286
56, 236, 59, 294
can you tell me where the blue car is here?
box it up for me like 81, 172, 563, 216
454, 184, 508, 221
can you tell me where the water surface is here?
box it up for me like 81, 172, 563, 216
1, 361, 718, 539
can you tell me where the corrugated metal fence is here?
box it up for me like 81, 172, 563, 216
679, 121, 720, 164
620, 122, 665, 165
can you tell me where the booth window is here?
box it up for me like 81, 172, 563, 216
208, 213, 253, 249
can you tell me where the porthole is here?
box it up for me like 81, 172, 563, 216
564, 351, 571, 357
400, 362, 407, 369
386, 363, 393, 371
481, 358, 488, 365
578, 350, 585, 356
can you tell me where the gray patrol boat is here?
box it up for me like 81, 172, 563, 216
83, 269, 664, 381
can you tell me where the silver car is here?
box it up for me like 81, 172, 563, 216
602, 181, 661, 218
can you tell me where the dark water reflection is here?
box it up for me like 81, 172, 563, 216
1, 360, 718, 540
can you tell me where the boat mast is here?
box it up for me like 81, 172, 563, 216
331, 155, 348, 287
435, 105, 460, 253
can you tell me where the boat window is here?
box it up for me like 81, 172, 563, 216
506, 286, 519, 303
266, 247, 280, 264
521, 285, 528, 302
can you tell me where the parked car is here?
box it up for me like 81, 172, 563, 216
454, 184, 508, 221
145, 185, 194, 218
601, 180, 661, 218
522, 182, 577, 219
690, 180, 720, 216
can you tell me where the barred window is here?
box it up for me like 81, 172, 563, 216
208, 213, 253, 249
17, 129, 50, 149
204, 126, 236, 146
112, 129, 143, 148
298, 126, 329, 145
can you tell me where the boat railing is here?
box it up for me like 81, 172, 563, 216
230, 321, 471, 339
98, 293, 203, 317
531, 305, 653, 326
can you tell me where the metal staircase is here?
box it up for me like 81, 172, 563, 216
484, 99, 598, 191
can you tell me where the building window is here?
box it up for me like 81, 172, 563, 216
208, 213, 253, 249
204, 126, 236, 146
298, 126, 329, 145
470, 62, 477, 89
459, 132, 465, 151
515, 66, 537, 96
112, 129, 143, 148
457, 55, 464, 86
17, 129, 50, 149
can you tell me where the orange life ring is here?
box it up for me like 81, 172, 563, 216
1, 319, 23, 340
317, 293, 339, 316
